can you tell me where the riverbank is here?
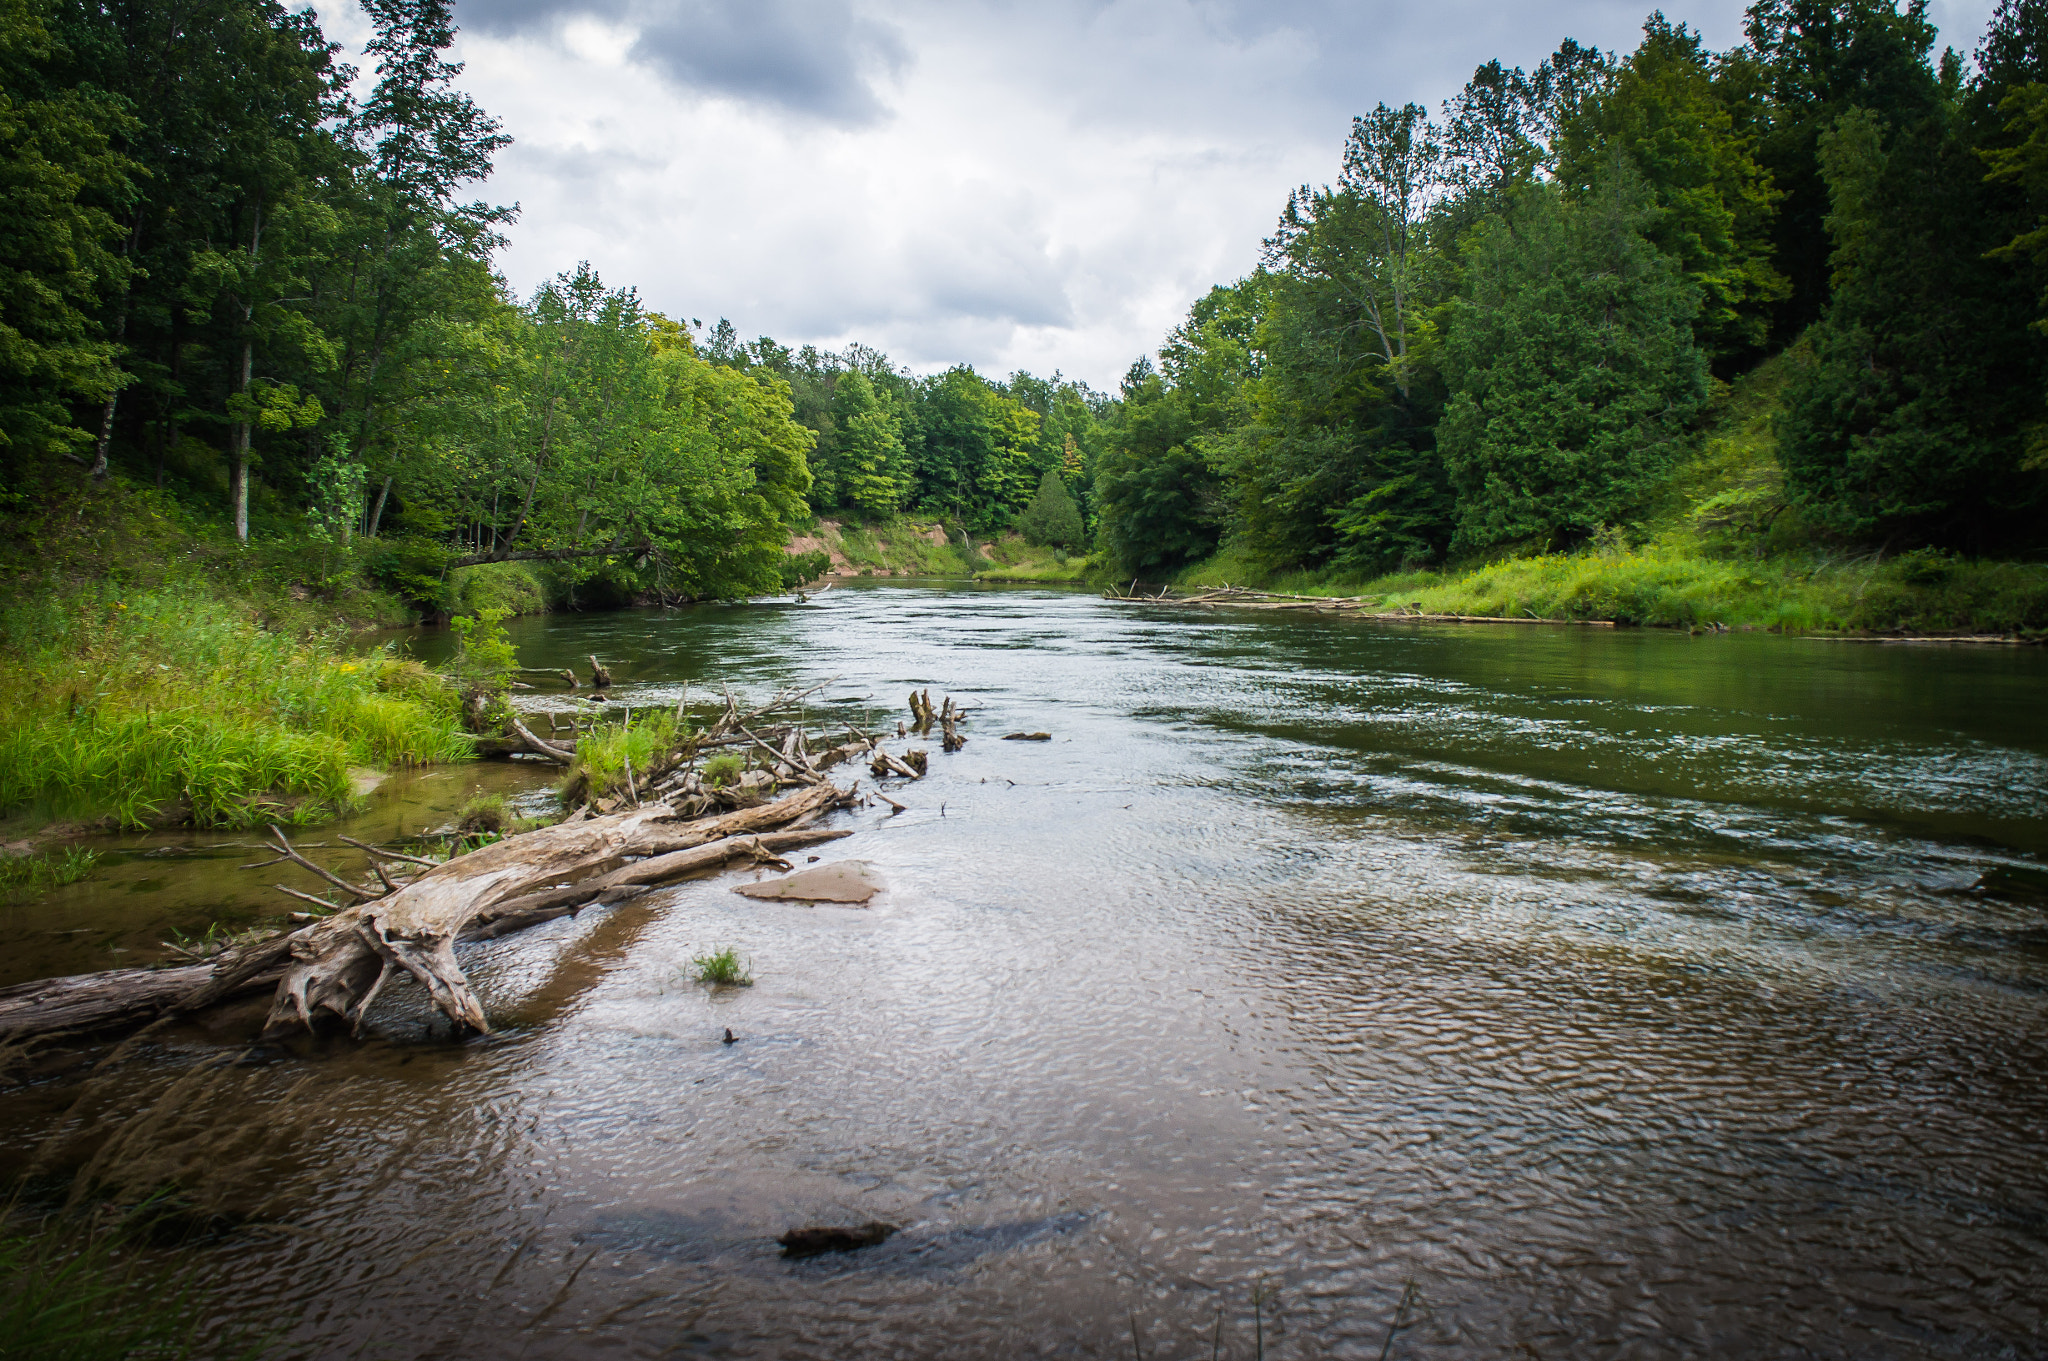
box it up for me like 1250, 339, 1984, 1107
1166, 547, 2048, 635
0, 479, 476, 834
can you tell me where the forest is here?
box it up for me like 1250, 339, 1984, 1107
1096, 0, 2048, 624
7, 0, 2048, 621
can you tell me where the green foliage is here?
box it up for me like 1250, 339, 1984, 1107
0, 845, 98, 898
0, 586, 471, 827
1093, 373, 1220, 574
457, 792, 509, 834
567, 709, 677, 801
447, 606, 515, 732
0, 0, 136, 465
1554, 15, 1788, 356
701, 752, 742, 788
780, 549, 830, 591
691, 946, 752, 986
1781, 102, 2048, 550
1017, 467, 1085, 550
1440, 177, 1709, 553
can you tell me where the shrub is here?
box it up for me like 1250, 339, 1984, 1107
447, 608, 516, 733
701, 752, 743, 788
691, 947, 752, 986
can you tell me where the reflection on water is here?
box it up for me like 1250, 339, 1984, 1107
4, 583, 2046, 1358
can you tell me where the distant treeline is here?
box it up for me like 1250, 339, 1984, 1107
693, 327, 1113, 541
1093, 0, 2048, 579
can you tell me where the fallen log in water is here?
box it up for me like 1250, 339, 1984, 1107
0, 782, 858, 1048
252, 782, 856, 1038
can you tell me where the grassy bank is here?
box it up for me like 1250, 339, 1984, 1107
972, 534, 1096, 582
1169, 361, 2048, 635
0, 478, 476, 831
794, 516, 973, 576
0, 587, 473, 828
1179, 545, 2048, 632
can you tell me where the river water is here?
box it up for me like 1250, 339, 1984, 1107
4, 581, 2047, 1358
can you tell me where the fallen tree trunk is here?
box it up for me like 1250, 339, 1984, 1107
255, 782, 852, 1038
0, 781, 859, 1048
0, 962, 281, 1041
468, 826, 852, 939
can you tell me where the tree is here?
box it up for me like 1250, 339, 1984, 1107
0, 0, 135, 468
1439, 177, 1708, 553
1017, 466, 1083, 550
1556, 16, 1788, 358
1780, 101, 2048, 549
1741, 0, 1942, 335
831, 367, 908, 516
1093, 370, 1219, 574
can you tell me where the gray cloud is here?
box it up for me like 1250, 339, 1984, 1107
456, 0, 906, 124
436, 0, 2005, 386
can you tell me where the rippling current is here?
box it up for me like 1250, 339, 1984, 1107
6, 582, 2047, 1358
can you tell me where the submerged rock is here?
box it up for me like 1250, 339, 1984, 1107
778, 1222, 898, 1257
733, 860, 882, 904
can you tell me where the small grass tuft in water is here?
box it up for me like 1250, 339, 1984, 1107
0, 847, 99, 900
457, 793, 510, 835
691, 947, 753, 986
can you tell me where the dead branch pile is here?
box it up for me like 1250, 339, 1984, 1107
560, 680, 970, 815
0, 782, 855, 1047
0, 683, 988, 1050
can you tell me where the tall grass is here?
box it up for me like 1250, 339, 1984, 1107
0, 586, 473, 828
566, 710, 681, 802
0, 1207, 230, 1361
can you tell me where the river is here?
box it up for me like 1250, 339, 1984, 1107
4, 581, 2046, 1358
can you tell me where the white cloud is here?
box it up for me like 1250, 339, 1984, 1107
318, 0, 2005, 388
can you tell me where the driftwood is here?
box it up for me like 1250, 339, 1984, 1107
509, 716, 575, 764
588, 655, 614, 689
0, 962, 275, 1041
253, 781, 853, 1038
0, 782, 857, 1047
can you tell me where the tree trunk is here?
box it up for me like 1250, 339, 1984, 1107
256, 782, 851, 1038
231, 206, 263, 543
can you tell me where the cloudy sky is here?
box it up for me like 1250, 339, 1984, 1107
320, 0, 1997, 389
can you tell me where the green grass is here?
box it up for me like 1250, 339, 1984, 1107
0, 586, 474, 829
565, 710, 681, 803
0, 1206, 234, 1361
457, 793, 511, 834
972, 534, 1097, 582
1169, 358, 2048, 635
701, 752, 743, 788
0, 847, 99, 899
1180, 543, 2048, 632
690, 946, 753, 986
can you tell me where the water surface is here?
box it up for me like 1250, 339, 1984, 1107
5, 582, 2046, 1359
